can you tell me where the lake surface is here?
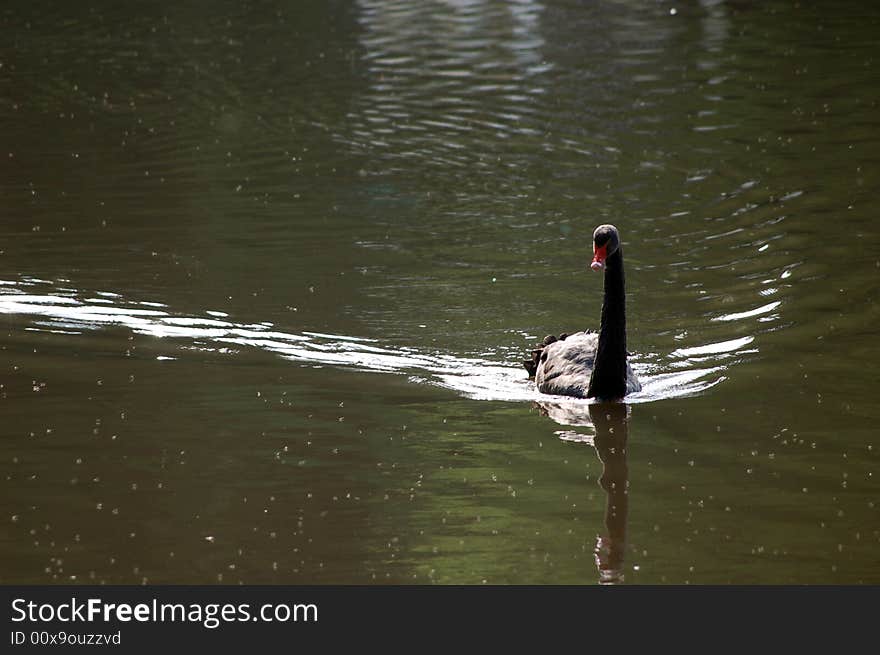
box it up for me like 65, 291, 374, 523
1, 0, 877, 584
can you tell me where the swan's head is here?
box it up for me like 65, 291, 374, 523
590, 224, 620, 272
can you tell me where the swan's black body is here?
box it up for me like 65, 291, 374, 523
523, 225, 640, 400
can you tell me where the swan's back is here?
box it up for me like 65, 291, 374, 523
534, 331, 640, 398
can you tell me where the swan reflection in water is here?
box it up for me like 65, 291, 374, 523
537, 401, 630, 585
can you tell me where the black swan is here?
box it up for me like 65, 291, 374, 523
523, 224, 641, 400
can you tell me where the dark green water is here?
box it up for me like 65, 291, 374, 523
1, 0, 877, 584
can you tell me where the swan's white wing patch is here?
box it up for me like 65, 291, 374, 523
535, 331, 641, 397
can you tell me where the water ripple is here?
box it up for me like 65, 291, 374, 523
0, 278, 736, 422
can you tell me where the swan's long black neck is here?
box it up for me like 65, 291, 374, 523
587, 247, 628, 399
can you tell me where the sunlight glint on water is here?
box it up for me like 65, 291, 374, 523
0, 278, 731, 419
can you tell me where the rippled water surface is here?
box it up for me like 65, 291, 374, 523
1, 0, 878, 584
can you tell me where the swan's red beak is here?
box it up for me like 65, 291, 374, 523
591, 243, 607, 272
